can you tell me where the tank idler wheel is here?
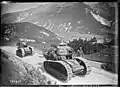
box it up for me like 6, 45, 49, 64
29, 47, 35, 56
85, 62, 91, 75
16, 48, 25, 58
79, 62, 91, 75
75, 58, 91, 75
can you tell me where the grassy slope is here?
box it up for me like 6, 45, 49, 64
84, 46, 118, 74
84, 46, 118, 64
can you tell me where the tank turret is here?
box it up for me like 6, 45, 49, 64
43, 43, 73, 60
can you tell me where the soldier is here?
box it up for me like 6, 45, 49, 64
47, 44, 58, 60
51, 44, 58, 53
47, 44, 57, 53
16, 41, 27, 49
22, 42, 28, 47
77, 47, 84, 57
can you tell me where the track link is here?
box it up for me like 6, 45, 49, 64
59, 61, 73, 82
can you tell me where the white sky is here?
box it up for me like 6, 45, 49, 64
1, 2, 52, 14
83, 2, 99, 6
1, 2, 99, 15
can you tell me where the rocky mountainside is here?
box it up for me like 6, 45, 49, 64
1, 22, 61, 50
1, 2, 116, 42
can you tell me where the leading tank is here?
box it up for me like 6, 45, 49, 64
43, 42, 73, 60
43, 43, 91, 82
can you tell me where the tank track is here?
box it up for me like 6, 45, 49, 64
43, 58, 91, 82
83, 61, 91, 75
75, 57, 91, 75
43, 60, 73, 82
58, 61, 73, 82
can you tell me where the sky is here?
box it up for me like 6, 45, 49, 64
83, 2, 99, 6
1, 2, 99, 15
1, 2, 51, 14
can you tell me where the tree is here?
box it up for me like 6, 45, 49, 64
68, 37, 107, 55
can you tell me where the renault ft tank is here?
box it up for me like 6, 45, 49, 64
16, 41, 35, 58
43, 43, 91, 82
43, 42, 73, 60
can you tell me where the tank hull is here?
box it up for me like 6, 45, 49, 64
43, 57, 91, 82
16, 46, 34, 57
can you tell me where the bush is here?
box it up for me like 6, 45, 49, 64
101, 63, 116, 73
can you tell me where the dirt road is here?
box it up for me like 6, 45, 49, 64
0, 46, 118, 85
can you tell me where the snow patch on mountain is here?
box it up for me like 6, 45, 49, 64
39, 31, 49, 37
42, 41, 46, 44
90, 11, 111, 27
19, 38, 36, 42
33, 21, 39, 24
17, 12, 29, 22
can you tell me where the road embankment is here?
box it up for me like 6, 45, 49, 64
0, 48, 54, 85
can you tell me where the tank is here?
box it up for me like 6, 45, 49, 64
43, 57, 91, 82
43, 43, 91, 82
43, 42, 73, 60
16, 41, 35, 57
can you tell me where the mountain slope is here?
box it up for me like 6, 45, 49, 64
1, 22, 61, 50
1, 2, 115, 42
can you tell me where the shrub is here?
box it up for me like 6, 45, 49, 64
67, 37, 107, 55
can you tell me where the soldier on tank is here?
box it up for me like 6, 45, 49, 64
51, 44, 58, 53
47, 44, 59, 60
